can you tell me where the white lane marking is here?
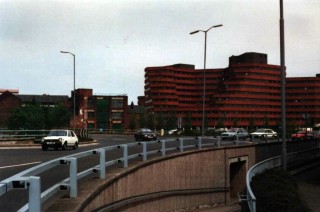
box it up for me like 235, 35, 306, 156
0, 161, 42, 169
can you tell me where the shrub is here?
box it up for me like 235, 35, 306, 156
251, 168, 310, 212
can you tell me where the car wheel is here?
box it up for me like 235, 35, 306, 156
42, 145, 48, 151
73, 142, 78, 150
62, 142, 67, 150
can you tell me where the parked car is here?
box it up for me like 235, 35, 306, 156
134, 128, 157, 141
311, 130, 320, 141
291, 130, 313, 141
41, 129, 78, 151
220, 128, 249, 140
250, 128, 277, 140
205, 128, 227, 137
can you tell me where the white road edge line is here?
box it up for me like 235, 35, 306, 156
0, 161, 42, 169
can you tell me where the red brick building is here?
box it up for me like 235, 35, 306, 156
0, 91, 21, 128
144, 52, 319, 130
286, 75, 320, 127
74, 89, 128, 130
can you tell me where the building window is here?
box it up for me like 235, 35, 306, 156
112, 112, 123, 120
112, 98, 124, 108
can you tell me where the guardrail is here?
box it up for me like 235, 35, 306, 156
245, 148, 320, 212
0, 136, 222, 212
0, 130, 49, 140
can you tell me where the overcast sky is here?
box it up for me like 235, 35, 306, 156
0, 0, 319, 104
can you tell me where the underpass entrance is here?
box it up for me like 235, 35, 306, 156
229, 156, 248, 200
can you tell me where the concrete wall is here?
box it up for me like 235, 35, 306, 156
56, 141, 318, 212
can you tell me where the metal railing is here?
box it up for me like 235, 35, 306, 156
0, 136, 221, 212
0, 130, 49, 140
246, 148, 320, 212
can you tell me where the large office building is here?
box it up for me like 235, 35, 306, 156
286, 75, 320, 127
144, 52, 319, 129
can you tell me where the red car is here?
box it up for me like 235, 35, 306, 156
291, 130, 313, 141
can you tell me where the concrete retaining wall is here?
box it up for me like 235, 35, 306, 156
47, 141, 319, 212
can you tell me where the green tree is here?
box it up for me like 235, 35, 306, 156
47, 104, 70, 129
166, 111, 177, 131
156, 108, 164, 130
7, 104, 45, 129
146, 113, 155, 129
138, 113, 145, 128
184, 112, 192, 132
128, 115, 136, 130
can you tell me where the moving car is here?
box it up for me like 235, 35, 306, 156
41, 129, 78, 151
134, 128, 157, 141
168, 129, 181, 135
250, 128, 277, 140
220, 128, 249, 140
291, 130, 313, 141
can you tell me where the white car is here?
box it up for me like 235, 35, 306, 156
250, 129, 277, 140
221, 128, 249, 140
41, 129, 78, 151
168, 129, 181, 135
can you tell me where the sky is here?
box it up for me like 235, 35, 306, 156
0, 0, 319, 104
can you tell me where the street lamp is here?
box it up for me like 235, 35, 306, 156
190, 24, 223, 136
60, 51, 76, 132
279, 0, 287, 170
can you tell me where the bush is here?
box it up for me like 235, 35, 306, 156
251, 168, 310, 212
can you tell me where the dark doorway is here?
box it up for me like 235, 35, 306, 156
229, 159, 247, 199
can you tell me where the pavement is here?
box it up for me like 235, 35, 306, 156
168, 203, 241, 212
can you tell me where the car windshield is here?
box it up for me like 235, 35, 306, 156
228, 128, 238, 132
141, 129, 152, 133
256, 129, 266, 132
48, 130, 67, 136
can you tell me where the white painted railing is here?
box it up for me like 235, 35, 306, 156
0, 136, 221, 212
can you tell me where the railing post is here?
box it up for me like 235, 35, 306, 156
197, 137, 202, 149
122, 144, 128, 168
141, 142, 147, 161
236, 134, 239, 145
179, 138, 184, 152
217, 136, 221, 147
161, 140, 166, 156
97, 148, 106, 179
69, 158, 77, 198
28, 176, 41, 212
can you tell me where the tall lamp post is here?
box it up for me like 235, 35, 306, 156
60, 51, 76, 132
190, 24, 223, 136
279, 0, 287, 170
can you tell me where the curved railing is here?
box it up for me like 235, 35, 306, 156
0, 136, 220, 211
246, 148, 320, 212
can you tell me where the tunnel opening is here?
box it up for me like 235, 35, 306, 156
229, 156, 248, 201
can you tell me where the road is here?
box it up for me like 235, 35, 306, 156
0, 134, 252, 211
0, 134, 134, 211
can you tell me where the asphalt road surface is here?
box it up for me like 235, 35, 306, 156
0, 134, 253, 211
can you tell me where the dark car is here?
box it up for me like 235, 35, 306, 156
311, 130, 320, 141
134, 128, 157, 141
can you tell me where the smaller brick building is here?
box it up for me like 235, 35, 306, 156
0, 91, 21, 128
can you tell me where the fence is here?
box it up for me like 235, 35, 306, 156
245, 148, 320, 212
0, 136, 222, 212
